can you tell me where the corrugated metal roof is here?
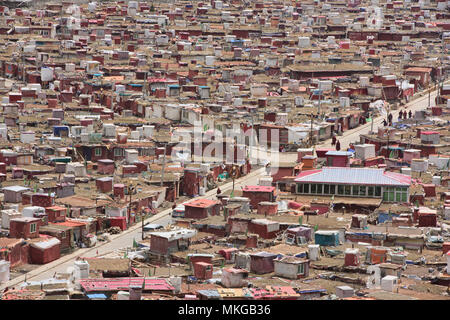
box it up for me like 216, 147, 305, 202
325, 151, 353, 156
184, 199, 219, 208
197, 289, 221, 297
295, 167, 410, 186
250, 251, 278, 258
243, 186, 276, 192
79, 278, 174, 292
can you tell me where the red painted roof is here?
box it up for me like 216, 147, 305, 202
242, 186, 276, 193
52, 220, 86, 227
295, 169, 322, 179
421, 131, 439, 135
184, 199, 219, 208
79, 278, 174, 292
383, 171, 412, 185
148, 78, 168, 83
46, 206, 66, 211
219, 248, 239, 254
405, 67, 432, 73
194, 261, 212, 266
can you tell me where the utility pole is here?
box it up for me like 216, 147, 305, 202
428, 84, 431, 109
249, 113, 254, 164
160, 142, 167, 187
141, 207, 145, 240
318, 84, 321, 120
127, 185, 134, 229
309, 113, 313, 148
386, 128, 390, 159
370, 111, 374, 134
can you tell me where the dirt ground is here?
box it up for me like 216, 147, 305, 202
9, 264, 41, 281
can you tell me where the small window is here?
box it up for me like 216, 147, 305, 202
95, 148, 102, 156
368, 186, 374, 196
330, 185, 336, 194
359, 186, 366, 196
389, 192, 394, 202
311, 184, 317, 194
401, 193, 407, 202
352, 185, 359, 196
30, 223, 36, 233
317, 184, 323, 194
114, 148, 123, 156
375, 186, 382, 197
344, 185, 351, 195
297, 184, 303, 194
324, 184, 330, 194
286, 234, 295, 244
61, 231, 66, 239
337, 185, 344, 195
303, 184, 310, 194
297, 263, 304, 274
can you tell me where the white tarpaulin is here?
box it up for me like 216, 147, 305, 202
370, 99, 388, 116
30, 237, 61, 250
41, 67, 54, 82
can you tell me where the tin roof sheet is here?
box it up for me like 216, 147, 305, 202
242, 185, 276, 192
79, 278, 174, 292
295, 167, 410, 186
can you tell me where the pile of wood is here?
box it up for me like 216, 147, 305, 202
106, 227, 122, 234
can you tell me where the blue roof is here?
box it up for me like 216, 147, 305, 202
87, 293, 107, 299
197, 290, 220, 297
295, 167, 410, 186
297, 289, 326, 293
250, 251, 278, 258
325, 151, 353, 156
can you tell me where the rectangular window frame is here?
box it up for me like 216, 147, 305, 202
330, 185, 336, 195
344, 185, 351, 195
298, 263, 304, 275
352, 185, 359, 196
359, 186, 366, 196
401, 192, 407, 202
114, 148, 123, 156
303, 184, 310, 194
375, 186, 382, 197
317, 184, 323, 194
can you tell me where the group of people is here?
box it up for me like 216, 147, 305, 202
383, 109, 412, 126
331, 135, 341, 151
399, 109, 413, 121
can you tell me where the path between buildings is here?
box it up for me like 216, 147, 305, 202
1, 83, 447, 289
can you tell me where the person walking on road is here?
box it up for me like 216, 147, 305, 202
388, 113, 393, 126
335, 140, 341, 151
